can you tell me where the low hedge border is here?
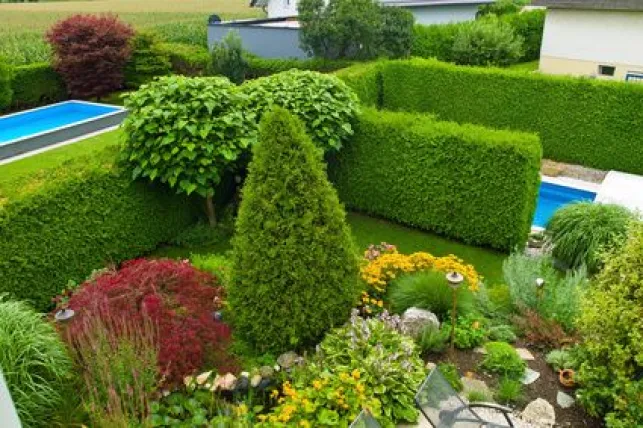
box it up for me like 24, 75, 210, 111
10, 63, 67, 109
0, 147, 197, 310
329, 108, 541, 251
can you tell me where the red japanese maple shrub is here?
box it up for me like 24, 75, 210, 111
65, 258, 235, 385
46, 14, 134, 98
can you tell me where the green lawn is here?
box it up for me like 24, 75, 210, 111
507, 60, 539, 72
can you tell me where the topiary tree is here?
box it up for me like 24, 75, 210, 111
47, 14, 134, 99
451, 16, 524, 67
0, 57, 12, 110
123, 31, 171, 88
120, 75, 256, 225
229, 107, 359, 353
209, 30, 248, 84
576, 221, 643, 427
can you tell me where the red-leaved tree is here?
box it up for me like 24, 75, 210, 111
47, 14, 134, 98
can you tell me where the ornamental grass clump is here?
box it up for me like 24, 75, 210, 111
230, 107, 359, 353
0, 297, 72, 427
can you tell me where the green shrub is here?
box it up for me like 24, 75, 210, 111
246, 55, 353, 79
241, 69, 359, 151
9, 63, 66, 109
0, 147, 196, 310
576, 221, 643, 427
477, 0, 529, 17
0, 57, 12, 110
503, 252, 588, 331
329, 108, 541, 251
334, 61, 382, 107
437, 362, 463, 392
388, 270, 475, 321
0, 297, 72, 427
149, 19, 208, 47
209, 30, 248, 84
411, 23, 460, 61
547, 202, 634, 273
467, 390, 491, 403
229, 107, 359, 353
377, 58, 643, 174
123, 32, 171, 88
495, 378, 523, 405
379, 6, 415, 59
451, 16, 524, 67
480, 341, 526, 380
121, 75, 256, 226
500, 10, 545, 62
156, 42, 210, 76
170, 222, 232, 249
488, 324, 517, 343
417, 324, 449, 354
545, 348, 577, 372
453, 314, 488, 349
190, 253, 232, 288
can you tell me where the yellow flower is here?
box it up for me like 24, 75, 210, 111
299, 421, 311, 428
258, 415, 267, 422
376, 300, 383, 307
472, 321, 480, 330
312, 380, 323, 390
352, 369, 361, 380
234, 403, 248, 416
339, 372, 350, 382
356, 383, 365, 394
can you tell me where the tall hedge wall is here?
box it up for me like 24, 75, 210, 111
334, 62, 382, 108
376, 59, 643, 174
0, 148, 196, 310
329, 109, 541, 251
10, 63, 67, 109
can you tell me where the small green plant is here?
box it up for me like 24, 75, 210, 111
545, 349, 577, 372
191, 253, 233, 288
388, 270, 475, 321
480, 342, 526, 381
495, 378, 523, 405
488, 324, 517, 343
417, 324, 450, 354
209, 30, 248, 84
467, 390, 491, 403
547, 202, 634, 273
453, 314, 488, 349
438, 362, 463, 392
451, 16, 524, 67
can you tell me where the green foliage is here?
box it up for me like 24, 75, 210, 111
0, 31, 51, 66
411, 23, 460, 62
545, 348, 578, 372
329, 108, 541, 251
488, 324, 517, 343
576, 221, 643, 426
466, 390, 491, 403
123, 31, 171, 88
0, 297, 73, 427
478, 0, 529, 17
171, 222, 232, 249
417, 324, 449, 354
156, 42, 210, 76
495, 378, 523, 405
503, 252, 588, 331
149, 19, 208, 47
500, 10, 545, 61
209, 30, 248, 84
9, 62, 66, 110
0, 147, 196, 310
190, 253, 232, 288
318, 312, 426, 424
547, 202, 634, 273
379, 6, 415, 59
376, 58, 643, 174
246, 55, 352, 79
452, 17, 524, 67
241, 69, 359, 151
453, 314, 488, 349
388, 270, 475, 321
0, 57, 12, 110
121, 75, 255, 203
333, 61, 382, 108
229, 108, 359, 353
480, 341, 526, 381
437, 363, 463, 392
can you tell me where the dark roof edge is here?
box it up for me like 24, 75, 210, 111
532, 0, 643, 12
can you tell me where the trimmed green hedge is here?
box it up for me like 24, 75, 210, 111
0, 147, 196, 310
334, 62, 382, 108
10, 63, 66, 109
157, 42, 210, 76
246, 56, 353, 79
329, 108, 541, 251
379, 59, 643, 173
0, 58, 13, 110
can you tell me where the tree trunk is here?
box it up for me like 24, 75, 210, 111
206, 195, 217, 227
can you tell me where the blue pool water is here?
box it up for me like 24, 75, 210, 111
533, 181, 596, 228
0, 101, 121, 145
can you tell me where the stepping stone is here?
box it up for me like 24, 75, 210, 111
515, 347, 535, 361
521, 368, 540, 385
522, 398, 556, 427
461, 376, 492, 397
474, 346, 487, 354
556, 391, 575, 409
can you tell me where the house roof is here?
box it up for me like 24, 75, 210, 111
250, 0, 494, 7
531, 0, 643, 11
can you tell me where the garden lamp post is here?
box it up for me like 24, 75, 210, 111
535, 277, 545, 304
446, 271, 464, 354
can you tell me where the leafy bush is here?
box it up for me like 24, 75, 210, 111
0, 147, 196, 310
545, 348, 578, 372
375, 58, 643, 174
209, 30, 248, 84
513, 309, 573, 349
500, 10, 545, 62
156, 42, 210, 76
241, 69, 359, 151
229, 108, 359, 353
503, 252, 588, 331
171, 222, 232, 249
190, 253, 233, 289
411, 23, 460, 62
121, 75, 255, 226
66, 258, 234, 386
417, 324, 449, 354
246, 55, 352, 79
480, 341, 526, 380
576, 221, 643, 427
495, 378, 523, 405
0, 297, 72, 427
317, 311, 425, 424
149, 19, 208, 47
123, 31, 171, 88
329, 108, 541, 250
388, 270, 475, 321
437, 362, 463, 392
9, 63, 66, 109
547, 202, 634, 273
380, 6, 415, 58
488, 324, 517, 343
0, 57, 12, 110
47, 14, 134, 98
453, 314, 488, 349
452, 16, 524, 67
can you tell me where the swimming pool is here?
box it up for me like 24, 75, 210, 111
533, 181, 597, 228
0, 101, 126, 160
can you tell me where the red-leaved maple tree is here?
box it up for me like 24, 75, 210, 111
47, 14, 134, 98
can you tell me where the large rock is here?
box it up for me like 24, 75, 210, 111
521, 398, 555, 427
401, 307, 440, 339
556, 391, 575, 409
277, 351, 302, 370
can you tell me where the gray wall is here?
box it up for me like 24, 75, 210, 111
208, 25, 309, 59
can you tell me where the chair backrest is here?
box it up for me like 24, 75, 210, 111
415, 367, 483, 428
0, 369, 21, 428
350, 409, 382, 428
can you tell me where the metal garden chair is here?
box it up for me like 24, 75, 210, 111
349, 409, 382, 428
415, 367, 515, 428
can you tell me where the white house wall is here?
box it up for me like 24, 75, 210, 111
540, 9, 643, 79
